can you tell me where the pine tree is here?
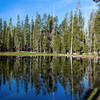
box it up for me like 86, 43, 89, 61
72, 12, 80, 53
88, 11, 95, 53
73, 9, 87, 54
52, 16, 61, 53
42, 13, 49, 53
60, 14, 69, 53
30, 17, 34, 51
47, 14, 53, 53
0, 18, 2, 51
7, 18, 14, 51
23, 15, 30, 50
15, 15, 21, 51
2, 21, 7, 51
33, 13, 41, 52
53, 32, 61, 53
51, 16, 59, 53
21, 21, 24, 51
69, 11, 74, 54
94, 6, 100, 54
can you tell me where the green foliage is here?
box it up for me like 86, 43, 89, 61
15, 15, 22, 51
2, 21, 7, 51
53, 32, 61, 53
60, 14, 69, 53
94, 7, 100, 54
23, 15, 30, 49
0, 6, 99, 55
33, 13, 41, 52
0, 18, 2, 51
7, 18, 14, 51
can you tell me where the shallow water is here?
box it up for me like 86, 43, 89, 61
0, 56, 100, 100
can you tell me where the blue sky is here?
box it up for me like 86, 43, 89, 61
0, 0, 97, 25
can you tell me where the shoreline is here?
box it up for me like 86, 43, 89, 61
0, 52, 99, 59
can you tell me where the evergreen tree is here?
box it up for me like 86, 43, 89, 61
2, 21, 7, 51
47, 14, 53, 53
21, 21, 24, 50
51, 16, 59, 53
72, 12, 80, 53
30, 17, 34, 51
60, 14, 69, 53
88, 11, 95, 53
94, 6, 100, 54
0, 18, 2, 51
69, 11, 74, 54
52, 16, 61, 53
15, 15, 22, 51
7, 18, 14, 51
33, 13, 41, 52
73, 10, 87, 53
53, 32, 61, 53
0, 5, 97, 54
42, 13, 49, 53
23, 15, 30, 50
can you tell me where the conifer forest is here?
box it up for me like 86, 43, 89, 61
0, 1, 100, 55
0, 0, 100, 100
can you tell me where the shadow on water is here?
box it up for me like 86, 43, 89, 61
0, 56, 100, 100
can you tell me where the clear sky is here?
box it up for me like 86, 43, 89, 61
0, 0, 97, 25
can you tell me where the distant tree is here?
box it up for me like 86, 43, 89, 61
69, 11, 74, 54
21, 21, 24, 51
15, 15, 22, 51
42, 13, 51, 53
33, 13, 41, 52
94, 7, 100, 54
87, 11, 95, 53
23, 15, 30, 50
7, 18, 14, 51
0, 18, 2, 51
72, 8, 87, 53
47, 14, 53, 53
60, 14, 69, 53
30, 17, 34, 51
2, 21, 7, 51
53, 31, 61, 53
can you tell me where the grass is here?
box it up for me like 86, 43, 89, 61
88, 88, 98, 100
97, 95, 100, 100
0, 52, 99, 58
0, 52, 56, 56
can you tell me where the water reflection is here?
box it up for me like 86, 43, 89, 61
0, 56, 100, 100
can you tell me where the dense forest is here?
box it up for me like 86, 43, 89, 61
0, 2, 100, 55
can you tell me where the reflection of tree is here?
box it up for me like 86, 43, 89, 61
8, 57, 15, 90
70, 58, 88, 99
41, 56, 51, 95
0, 56, 100, 98
85, 58, 100, 88
51, 57, 61, 95
93, 58, 100, 88
60, 57, 71, 95
32, 56, 40, 95
86, 59, 94, 89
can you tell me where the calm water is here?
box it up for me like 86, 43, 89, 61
0, 56, 100, 100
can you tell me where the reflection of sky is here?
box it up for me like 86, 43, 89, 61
83, 76, 88, 90
0, 77, 88, 100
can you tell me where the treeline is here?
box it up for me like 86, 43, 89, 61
0, 4, 100, 54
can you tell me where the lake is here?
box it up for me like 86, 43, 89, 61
0, 56, 100, 100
